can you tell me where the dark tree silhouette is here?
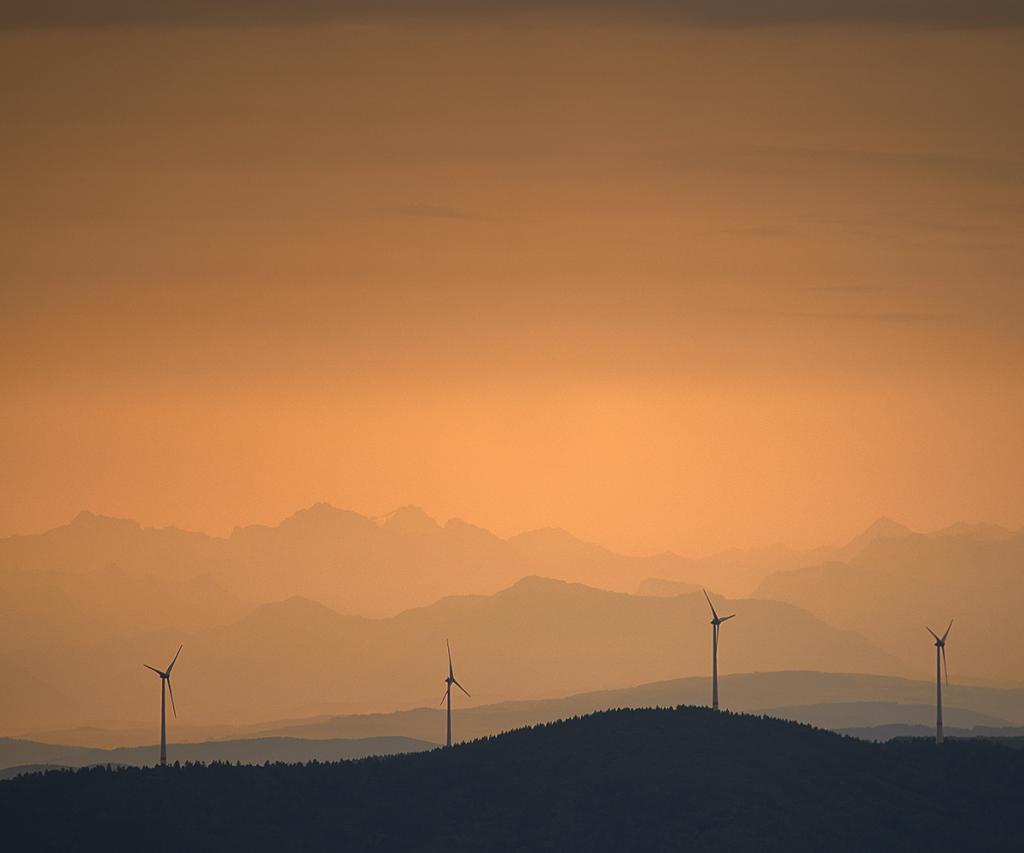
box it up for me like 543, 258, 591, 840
2, 706, 1022, 852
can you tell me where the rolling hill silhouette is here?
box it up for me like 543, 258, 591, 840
247, 669, 1024, 742
0, 735, 435, 776
13, 670, 1024, 761
3, 707, 1023, 852
3, 578, 909, 731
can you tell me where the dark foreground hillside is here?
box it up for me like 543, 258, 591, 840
2, 706, 1022, 852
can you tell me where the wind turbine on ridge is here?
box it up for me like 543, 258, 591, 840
703, 590, 735, 711
926, 621, 952, 744
144, 645, 182, 766
441, 639, 470, 748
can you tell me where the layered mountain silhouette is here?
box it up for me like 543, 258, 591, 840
753, 527, 1024, 682
180, 670, 1024, 747
13, 670, 1024, 762
3, 507, 1021, 736
3, 578, 907, 732
1, 505, 717, 620
0, 506, 970, 629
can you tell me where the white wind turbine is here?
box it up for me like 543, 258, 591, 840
441, 640, 470, 748
144, 645, 182, 765
926, 621, 952, 744
704, 590, 735, 711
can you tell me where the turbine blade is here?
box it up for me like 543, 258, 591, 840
167, 678, 177, 718
942, 646, 948, 685
941, 620, 953, 643
440, 686, 450, 706
167, 644, 183, 675
144, 664, 163, 676
721, 614, 736, 622
453, 679, 470, 697
703, 589, 719, 621
447, 640, 454, 679
926, 626, 940, 642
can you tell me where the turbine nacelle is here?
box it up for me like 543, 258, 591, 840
144, 645, 182, 718
703, 589, 735, 626
441, 639, 470, 705
927, 620, 952, 648
926, 621, 952, 685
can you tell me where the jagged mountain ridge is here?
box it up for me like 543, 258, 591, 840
1, 505, 700, 619
1, 505, 990, 624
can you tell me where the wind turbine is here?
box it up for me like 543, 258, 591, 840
144, 645, 182, 765
703, 590, 735, 711
926, 621, 952, 744
440, 639, 470, 748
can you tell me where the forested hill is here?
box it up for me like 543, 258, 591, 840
3, 706, 1023, 852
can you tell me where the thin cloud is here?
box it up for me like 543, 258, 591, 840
978, 202, 1024, 217
721, 225, 806, 238
904, 218, 1003, 234
798, 285, 898, 294
725, 307, 958, 323
2, 1, 1023, 30
375, 205, 498, 222
643, 144, 1024, 183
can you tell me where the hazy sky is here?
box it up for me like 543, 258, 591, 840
2, 5, 1022, 556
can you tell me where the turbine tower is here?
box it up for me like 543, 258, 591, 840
144, 645, 182, 765
926, 621, 952, 744
703, 590, 735, 711
441, 639, 470, 748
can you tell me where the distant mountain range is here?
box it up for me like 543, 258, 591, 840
1, 504, 714, 621
2, 506, 1021, 735
4, 506, 991, 628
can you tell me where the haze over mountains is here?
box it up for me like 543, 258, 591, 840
1, 505, 1021, 738
1, 503, 709, 622
4, 504, 1004, 621
753, 524, 1024, 683
3, 579, 907, 731
6, 669, 1024, 773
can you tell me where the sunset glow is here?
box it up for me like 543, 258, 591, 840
3, 14, 1022, 561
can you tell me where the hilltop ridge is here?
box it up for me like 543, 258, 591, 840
4, 707, 1023, 852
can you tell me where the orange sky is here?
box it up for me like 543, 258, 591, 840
1, 14, 1022, 556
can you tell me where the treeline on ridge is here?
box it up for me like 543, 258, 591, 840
2, 706, 1022, 852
